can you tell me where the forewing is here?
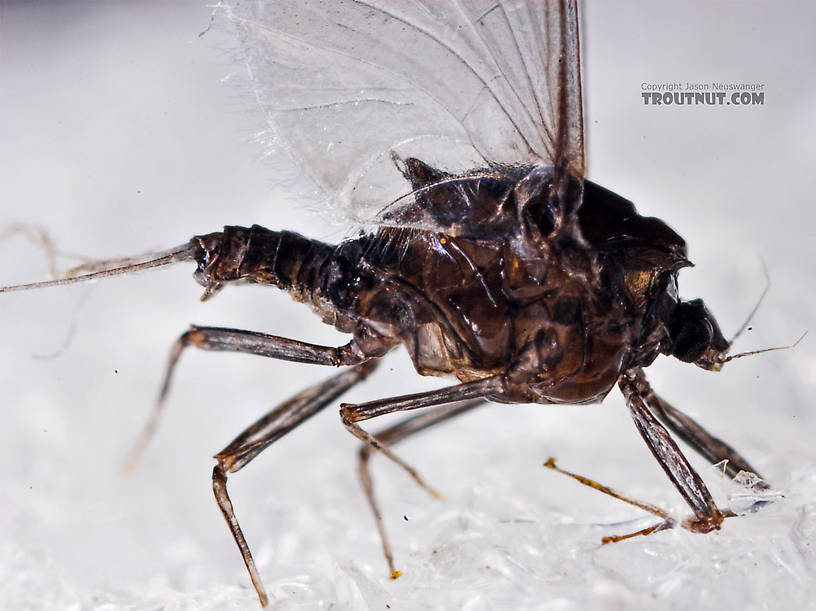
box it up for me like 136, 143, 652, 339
224, 0, 584, 230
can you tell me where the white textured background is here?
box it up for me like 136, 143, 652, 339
1, 2, 815, 610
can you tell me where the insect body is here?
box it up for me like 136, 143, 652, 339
1, 0, 778, 607
192, 165, 718, 406
162, 158, 760, 605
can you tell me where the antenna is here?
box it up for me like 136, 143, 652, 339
728, 259, 770, 347
718, 260, 806, 365
720, 331, 808, 365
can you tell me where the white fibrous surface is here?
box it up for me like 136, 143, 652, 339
1, 2, 815, 610
3, 444, 816, 610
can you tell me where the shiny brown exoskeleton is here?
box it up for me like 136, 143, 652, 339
191, 162, 720, 406
170, 157, 765, 604
0, 1, 775, 607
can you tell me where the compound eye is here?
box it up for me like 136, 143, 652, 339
671, 303, 714, 363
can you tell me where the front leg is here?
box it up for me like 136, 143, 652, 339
619, 369, 725, 533
632, 370, 766, 485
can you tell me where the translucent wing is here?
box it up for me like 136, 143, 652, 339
224, 0, 584, 230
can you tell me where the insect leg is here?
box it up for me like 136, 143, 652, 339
124, 325, 371, 468
340, 376, 503, 493
544, 457, 678, 541
630, 370, 766, 484
359, 399, 486, 579
211, 361, 379, 608
544, 456, 743, 544
619, 369, 725, 533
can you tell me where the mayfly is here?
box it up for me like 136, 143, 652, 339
1, 0, 786, 607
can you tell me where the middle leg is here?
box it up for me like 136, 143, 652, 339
359, 398, 487, 578
339, 375, 503, 494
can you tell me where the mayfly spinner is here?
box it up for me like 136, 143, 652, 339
1, 1, 789, 607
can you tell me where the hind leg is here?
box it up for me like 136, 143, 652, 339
124, 325, 374, 469
212, 360, 379, 608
